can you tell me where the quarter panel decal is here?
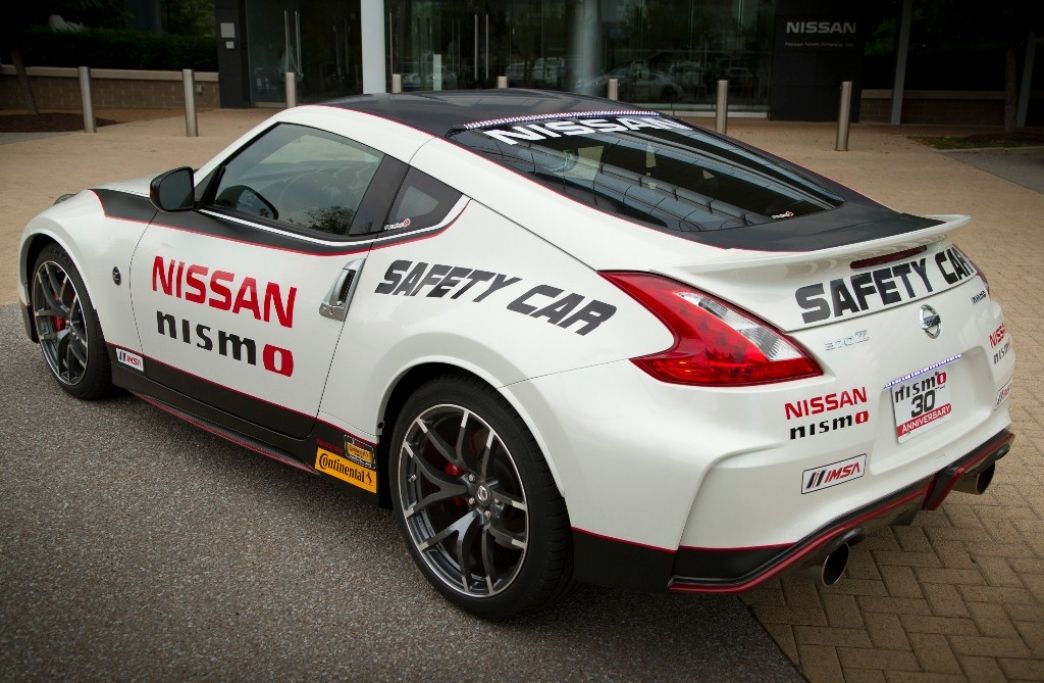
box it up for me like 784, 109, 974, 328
373, 259, 617, 335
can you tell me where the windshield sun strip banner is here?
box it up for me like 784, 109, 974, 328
461, 110, 663, 130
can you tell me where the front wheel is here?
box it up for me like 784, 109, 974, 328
30, 244, 112, 399
390, 375, 572, 618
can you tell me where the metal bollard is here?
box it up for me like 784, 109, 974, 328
497, 75, 508, 88
835, 80, 853, 151
78, 66, 95, 134
182, 69, 198, 137
285, 72, 297, 108
607, 78, 619, 101
391, 73, 402, 94
715, 80, 728, 134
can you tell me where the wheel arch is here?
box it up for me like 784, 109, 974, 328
21, 225, 102, 314
20, 233, 62, 342
375, 361, 567, 509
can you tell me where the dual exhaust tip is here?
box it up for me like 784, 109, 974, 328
953, 463, 995, 496
814, 529, 864, 587
809, 461, 998, 587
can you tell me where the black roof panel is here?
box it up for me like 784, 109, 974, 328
323, 89, 645, 137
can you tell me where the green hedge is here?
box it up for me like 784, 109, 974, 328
18, 27, 217, 71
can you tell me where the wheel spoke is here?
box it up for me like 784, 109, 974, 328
418, 418, 465, 468
68, 335, 88, 367
480, 528, 497, 593
404, 481, 468, 518
36, 269, 67, 318
454, 409, 470, 466
491, 489, 527, 512
479, 430, 494, 480
418, 508, 479, 552
488, 519, 527, 550
404, 442, 466, 492
455, 511, 482, 591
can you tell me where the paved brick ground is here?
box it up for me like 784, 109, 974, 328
724, 121, 1044, 683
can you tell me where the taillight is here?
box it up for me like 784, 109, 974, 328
602, 272, 822, 387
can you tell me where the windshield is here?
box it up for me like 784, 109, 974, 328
450, 114, 844, 234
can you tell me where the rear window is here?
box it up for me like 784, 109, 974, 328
450, 114, 843, 233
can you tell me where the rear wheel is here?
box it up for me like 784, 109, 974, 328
390, 375, 572, 618
30, 244, 112, 399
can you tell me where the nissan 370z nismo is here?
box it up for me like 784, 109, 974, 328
17, 90, 1015, 617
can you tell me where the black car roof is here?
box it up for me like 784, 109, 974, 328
324, 89, 649, 137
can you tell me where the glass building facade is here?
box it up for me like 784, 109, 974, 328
242, 0, 777, 109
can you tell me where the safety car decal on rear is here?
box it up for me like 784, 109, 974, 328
374, 259, 617, 336
795, 246, 977, 324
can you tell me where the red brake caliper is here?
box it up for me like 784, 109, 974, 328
445, 462, 466, 509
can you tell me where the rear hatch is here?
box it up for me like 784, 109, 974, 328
448, 110, 1011, 454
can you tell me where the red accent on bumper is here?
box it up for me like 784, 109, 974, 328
922, 430, 1015, 511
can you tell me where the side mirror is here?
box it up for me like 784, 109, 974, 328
150, 167, 195, 212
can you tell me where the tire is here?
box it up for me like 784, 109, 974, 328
30, 244, 112, 400
390, 375, 572, 618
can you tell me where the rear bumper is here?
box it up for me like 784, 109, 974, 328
572, 429, 1014, 593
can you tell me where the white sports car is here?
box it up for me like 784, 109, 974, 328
17, 90, 1015, 618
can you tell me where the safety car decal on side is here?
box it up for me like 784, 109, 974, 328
374, 259, 617, 335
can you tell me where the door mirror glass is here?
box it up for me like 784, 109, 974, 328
150, 167, 195, 212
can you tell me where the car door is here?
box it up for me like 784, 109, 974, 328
129, 122, 402, 439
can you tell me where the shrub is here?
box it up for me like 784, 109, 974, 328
19, 26, 217, 71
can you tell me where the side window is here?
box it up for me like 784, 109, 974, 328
210, 123, 383, 237
383, 168, 462, 231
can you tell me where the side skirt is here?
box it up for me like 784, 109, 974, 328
109, 348, 380, 504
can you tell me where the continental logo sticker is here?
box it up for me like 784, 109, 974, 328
316, 447, 376, 493
344, 436, 376, 469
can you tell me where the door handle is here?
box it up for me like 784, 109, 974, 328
319, 258, 365, 321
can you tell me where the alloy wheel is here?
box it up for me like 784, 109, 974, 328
398, 404, 529, 598
32, 260, 90, 385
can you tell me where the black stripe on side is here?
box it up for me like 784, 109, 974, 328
108, 345, 381, 504
110, 345, 313, 452
154, 208, 375, 255
93, 189, 158, 223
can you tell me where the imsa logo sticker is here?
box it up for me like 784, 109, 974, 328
801, 454, 866, 494
316, 447, 377, 494
115, 347, 145, 372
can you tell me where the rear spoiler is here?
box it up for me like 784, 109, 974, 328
681, 214, 970, 275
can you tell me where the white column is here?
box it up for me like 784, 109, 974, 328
360, 0, 387, 94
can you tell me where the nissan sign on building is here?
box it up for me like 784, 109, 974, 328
771, 1, 865, 121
